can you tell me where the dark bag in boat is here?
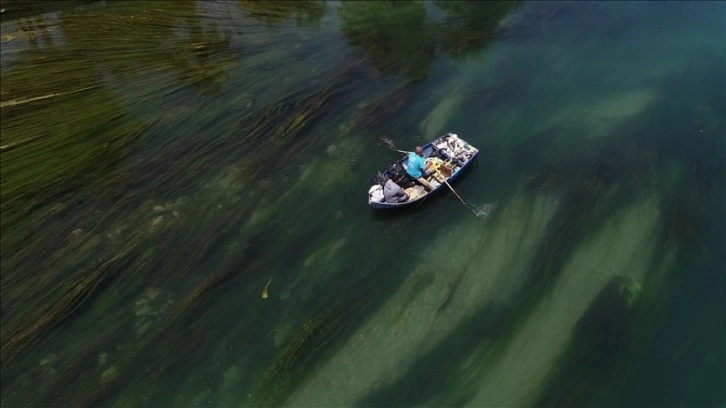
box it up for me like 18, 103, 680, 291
374, 171, 388, 187
398, 176, 415, 189
387, 162, 414, 188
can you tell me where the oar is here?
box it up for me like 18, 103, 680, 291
379, 137, 410, 155
382, 146, 410, 155
379, 139, 480, 219
432, 168, 481, 219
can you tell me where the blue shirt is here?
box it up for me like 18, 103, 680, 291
406, 152, 426, 179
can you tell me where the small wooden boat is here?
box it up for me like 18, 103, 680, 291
368, 133, 479, 209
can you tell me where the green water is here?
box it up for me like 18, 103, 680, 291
1, 1, 724, 407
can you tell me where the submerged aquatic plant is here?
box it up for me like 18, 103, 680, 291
228, 58, 377, 181
353, 83, 415, 133
62, 228, 275, 408
663, 165, 713, 251
246, 276, 381, 407
523, 144, 634, 289
1, 1, 723, 407
435, 0, 523, 59
0, 249, 136, 369
237, 0, 327, 29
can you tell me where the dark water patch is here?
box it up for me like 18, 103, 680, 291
615, 208, 726, 408
638, 56, 725, 168
534, 275, 640, 408
662, 166, 715, 251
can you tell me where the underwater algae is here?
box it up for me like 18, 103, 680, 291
351, 180, 660, 408
237, 0, 327, 29
353, 83, 415, 134
348, 54, 725, 406
0, 249, 136, 368
60, 226, 279, 408
1, 2, 348, 404
0, 65, 403, 408
246, 272, 388, 407
522, 273, 642, 408
284, 192, 558, 407
466, 194, 660, 407
227, 58, 378, 182
1, 1, 724, 407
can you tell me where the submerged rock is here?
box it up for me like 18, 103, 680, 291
273, 321, 296, 348
49, 203, 66, 215
144, 287, 160, 301
69, 228, 85, 240
134, 297, 149, 309
134, 304, 153, 317
39, 353, 57, 367
135, 321, 152, 336
101, 366, 118, 383
150, 215, 164, 232
222, 365, 241, 389
619, 276, 641, 307
132, 287, 173, 336
98, 352, 108, 366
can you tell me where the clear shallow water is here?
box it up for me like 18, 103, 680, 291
1, 1, 724, 407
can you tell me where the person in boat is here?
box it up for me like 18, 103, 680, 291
406, 146, 435, 191
384, 175, 409, 203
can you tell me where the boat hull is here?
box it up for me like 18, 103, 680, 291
368, 134, 478, 210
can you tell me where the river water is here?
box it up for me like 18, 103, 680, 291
1, 1, 724, 407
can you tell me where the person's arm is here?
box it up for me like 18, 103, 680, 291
420, 157, 431, 176
394, 182, 409, 201
415, 156, 426, 173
